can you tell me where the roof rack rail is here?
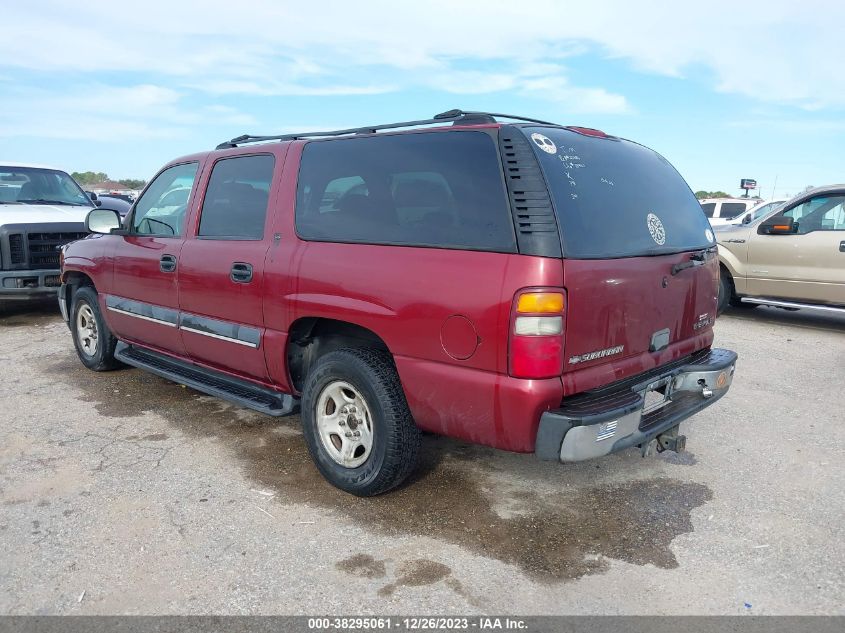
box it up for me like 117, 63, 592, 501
214, 109, 560, 149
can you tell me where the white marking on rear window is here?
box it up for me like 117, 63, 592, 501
531, 133, 557, 154
557, 153, 585, 193
647, 212, 667, 245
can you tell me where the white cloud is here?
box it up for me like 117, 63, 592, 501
0, 84, 255, 141
520, 78, 631, 114
191, 80, 395, 97
1, 0, 843, 145
4, 1, 844, 104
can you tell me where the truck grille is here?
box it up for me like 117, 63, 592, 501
26, 231, 87, 269
8, 234, 25, 264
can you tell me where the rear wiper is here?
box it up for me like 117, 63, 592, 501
671, 248, 714, 275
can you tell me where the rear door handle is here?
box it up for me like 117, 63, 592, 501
231, 262, 253, 283
840, 241, 844, 252
159, 254, 177, 273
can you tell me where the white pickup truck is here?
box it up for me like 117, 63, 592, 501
0, 163, 93, 303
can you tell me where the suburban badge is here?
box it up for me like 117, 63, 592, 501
569, 345, 625, 364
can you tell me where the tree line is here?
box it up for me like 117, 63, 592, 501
694, 190, 731, 199
72, 171, 146, 190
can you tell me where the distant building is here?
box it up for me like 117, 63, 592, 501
88, 181, 140, 199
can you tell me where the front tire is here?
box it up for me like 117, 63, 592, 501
717, 270, 732, 315
300, 348, 421, 496
718, 269, 758, 314
71, 286, 120, 371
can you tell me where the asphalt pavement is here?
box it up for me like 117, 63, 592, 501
0, 302, 842, 614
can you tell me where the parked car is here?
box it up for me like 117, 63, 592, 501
0, 163, 91, 303
716, 184, 845, 314
86, 192, 133, 216
731, 199, 786, 226
59, 109, 737, 496
700, 197, 762, 226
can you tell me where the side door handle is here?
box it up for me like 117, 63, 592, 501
159, 254, 177, 273
840, 240, 844, 252
230, 262, 253, 283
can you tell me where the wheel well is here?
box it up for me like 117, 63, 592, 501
63, 272, 94, 305
286, 318, 390, 393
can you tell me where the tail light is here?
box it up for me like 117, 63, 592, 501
509, 289, 566, 379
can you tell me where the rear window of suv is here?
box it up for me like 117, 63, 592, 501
524, 127, 714, 258
295, 131, 516, 253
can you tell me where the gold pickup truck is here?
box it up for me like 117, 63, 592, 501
716, 184, 845, 315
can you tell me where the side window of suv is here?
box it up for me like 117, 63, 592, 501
295, 131, 516, 252
783, 195, 845, 233
198, 155, 275, 239
133, 162, 199, 237
700, 203, 716, 217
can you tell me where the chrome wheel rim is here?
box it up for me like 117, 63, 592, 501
315, 380, 374, 468
76, 304, 98, 357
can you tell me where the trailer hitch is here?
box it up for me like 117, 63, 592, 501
656, 426, 686, 453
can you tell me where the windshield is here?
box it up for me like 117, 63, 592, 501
0, 166, 91, 206
523, 127, 714, 258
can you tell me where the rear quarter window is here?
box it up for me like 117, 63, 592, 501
295, 131, 516, 253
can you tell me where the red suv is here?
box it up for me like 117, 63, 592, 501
59, 109, 737, 496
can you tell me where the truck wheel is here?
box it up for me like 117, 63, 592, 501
300, 348, 421, 496
71, 286, 120, 371
717, 270, 732, 315
718, 269, 759, 314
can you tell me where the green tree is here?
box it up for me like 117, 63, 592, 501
71, 171, 109, 185
694, 190, 730, 199
117, 178, 146, 190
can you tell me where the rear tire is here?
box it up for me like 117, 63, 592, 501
71, 286, 120, 371
300, 348, 421, 496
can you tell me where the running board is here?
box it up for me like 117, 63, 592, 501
740, 297, 845, 314
114, 342, 299, 417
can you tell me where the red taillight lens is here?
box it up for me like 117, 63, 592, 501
509, 289, 566, 379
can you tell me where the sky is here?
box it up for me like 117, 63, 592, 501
1, 0, 843, 199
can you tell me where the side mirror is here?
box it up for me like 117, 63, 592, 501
758, 215, 796, 235
742, 214, 751, 224
85, 208, 122, 234
86, 191, 103, 207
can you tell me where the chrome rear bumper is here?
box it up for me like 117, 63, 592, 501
536, 348, 737, 462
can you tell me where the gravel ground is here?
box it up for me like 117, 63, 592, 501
0, 301, 843, 615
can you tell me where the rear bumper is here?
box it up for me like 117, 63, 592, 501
536, 348, 737, 462
0, 269, 62, 300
